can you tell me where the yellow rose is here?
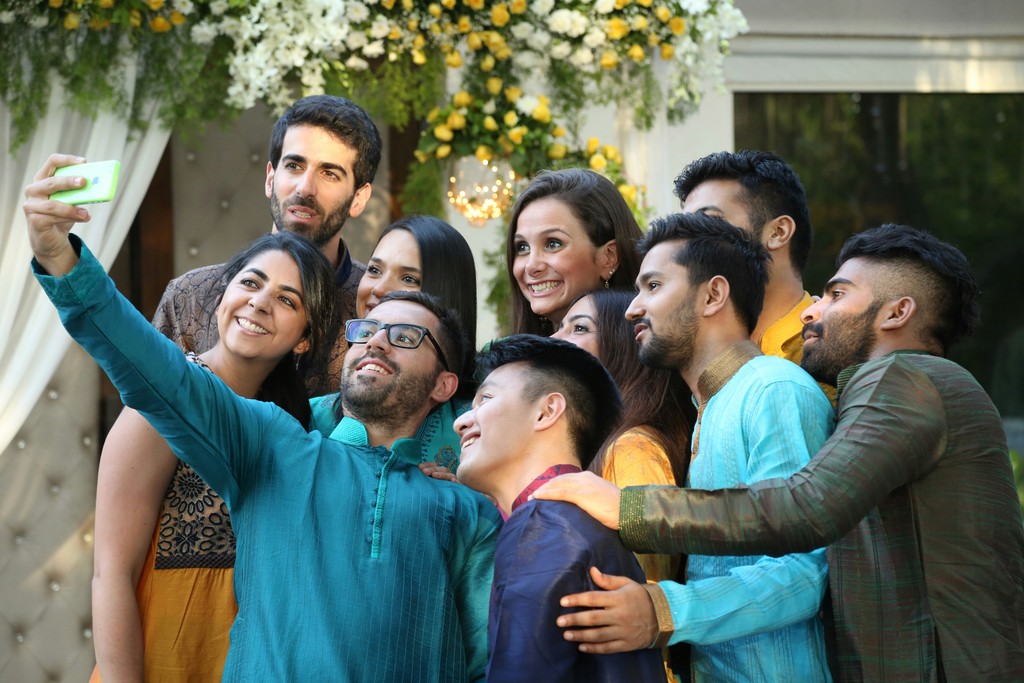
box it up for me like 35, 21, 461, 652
457, 15, 471, 32
403, 0, 414, 10
494, 46, 512, 61
599, 50, 619, 70
614, 0, 629, 8
414, 150, 430, 163
63, 12, 80, 29
510, 0, 527, 13
603, 146, 623, 163
538, 94, 550, 106
606, 17, 629, 40
637, 0, 653, 6
413, 33, 426, 48
467, 32, 483, 50
388, 26, 402, 40
631, 16, 649, 31
428, 3, 442, 17
547, 143, 568, 160
441, 0, 456, 9
412, 49, 427, 65
586, 137, 600, 155
150, 16, 172, 32
436, 144, 452, 159
48, 0, 62, 7
447, 111, 467, 130
407, 18, 419, 31
129, 9, 141, 27
499, 136, 514, 154
485, 31, 506, 51
483, 116, 499, 132
434, 124, 455, 141
382, 0, 396, 8
504, 111, 519, 127
480, 54, 496, 72
475, 145, 494, 162
453, 90, 473, 107
507, 126, 527, 145
531, 105, 551, 124
427, 107, 441, 123
491, 4, 510, 27
170, 10, 186, 25
504, 86, 522, 102
648, 33, 661, 47
466, 0, 484, 10
97, 0, 113, 8
445, 50, 464, 68
589, 153, 608, 172
669, 16, 685, 35
659, 43, 674, 60
627, 44, 646, 62
654, 5, 671, 22
146, 0, 164, 10
552, 125, 566, 138
429, 22, 442, 35
618, 183, 638, 204
486, 77, 503, 95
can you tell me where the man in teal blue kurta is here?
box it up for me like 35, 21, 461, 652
33, 236, 500, 682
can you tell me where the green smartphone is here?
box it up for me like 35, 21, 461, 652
50, 160, 121, 205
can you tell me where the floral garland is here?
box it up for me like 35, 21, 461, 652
3, 0, 746, 213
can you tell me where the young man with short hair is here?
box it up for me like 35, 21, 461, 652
454, 335, 665, 683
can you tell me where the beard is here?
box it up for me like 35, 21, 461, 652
340, 351, 438, 429
800, 302, 881, 385
637, 298, 700, 372
269, 184, 354, 248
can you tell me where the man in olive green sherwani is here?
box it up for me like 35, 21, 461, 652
536, 224, 1024, 682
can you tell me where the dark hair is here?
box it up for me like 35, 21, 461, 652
836, 223, 980, 353
376, 215, 477, 379
674, 150, 812, 273
475, 334, 622, 469
268, 95, 383, 190
640, 213, 770, 335
377, 290, 468, 383
581, 290, 692, 486
216, 231, 341, 427
505, 168, 643, 335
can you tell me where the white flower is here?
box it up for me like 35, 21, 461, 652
191, 21, 220, 45
510, 22, 533, 41
209, 0, 229, 16
347, 31, 369, 50
29, 15, 49, 28
531, 0, 555, 17
547, 9, 573, 34
347, 2, 370, 23
362, 40, 386, 58
567, 11, 588, 37
512, 51, 546, 72
171, 0, 195, 14
679, 0, 711, 14
369, 16, 390, 39
594, 0, 615, 13
549, 41, 572, 60
583, 27, 605, 48
346, 55, 370, 70
301, 64, 326, 92
568, 47, 594, 67
515, 95, 540, 115
0, 11, 14, 24
526, 29, 551, 51
482, 99, 497, 115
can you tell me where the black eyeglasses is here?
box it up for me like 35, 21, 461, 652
344, 319, 450, 371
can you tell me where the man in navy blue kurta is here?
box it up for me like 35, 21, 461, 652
454, 336, 666, 682
31, 230, 500, 681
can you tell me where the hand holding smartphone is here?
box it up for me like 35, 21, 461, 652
49, 160, 121, 205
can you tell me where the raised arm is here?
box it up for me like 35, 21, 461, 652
91, 408, 179, 682
23, 153, 91, 276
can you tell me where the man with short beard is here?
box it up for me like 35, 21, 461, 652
544, 213, 836, 680
154, 94, 382, 396
535, 223, 1024, 681
29, 201, 500, 681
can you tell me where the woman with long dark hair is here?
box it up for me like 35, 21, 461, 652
505, 169, 642, 335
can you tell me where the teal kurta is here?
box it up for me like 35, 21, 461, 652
36, 238, 501, 682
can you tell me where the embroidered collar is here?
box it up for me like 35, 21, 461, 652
695, 340, 761, 405
511, 464, 581, 514
835, 349, 933, 396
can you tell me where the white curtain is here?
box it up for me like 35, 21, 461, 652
0, 73, 171, 456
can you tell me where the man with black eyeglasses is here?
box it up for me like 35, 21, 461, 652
28, 178, 500, 679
